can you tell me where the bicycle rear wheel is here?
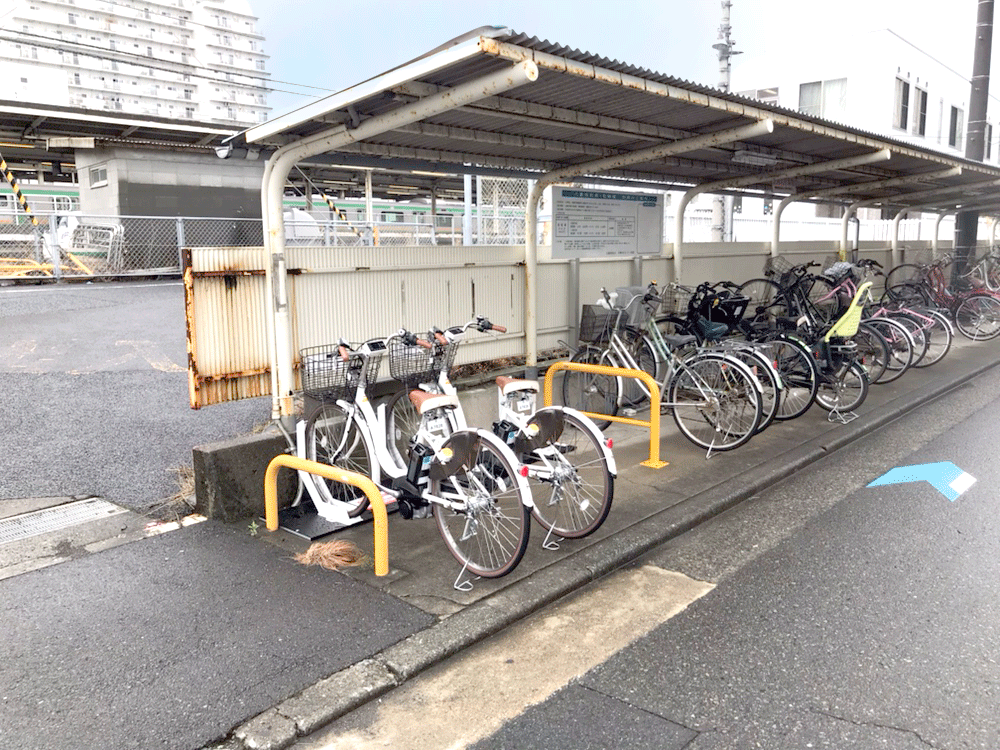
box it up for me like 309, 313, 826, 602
816, 361, 869, 412
862, 317, 913, 383
668, 353, 762, 451
853, 322, 890, 385
887, 311, 930, 366
523, 408, 614, 539
304, 402, 374, 515
619, 329, 658, 409
431, 431, 531, 579
727, 347, 780, 434
764, 334, 819, 420
561, 345, 620, 430
911, 308, 953, 367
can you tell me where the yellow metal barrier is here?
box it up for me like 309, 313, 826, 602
543, 361, 668, 469
264, 454, 389, 576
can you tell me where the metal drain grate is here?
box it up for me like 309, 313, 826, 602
0, 498, 127, 545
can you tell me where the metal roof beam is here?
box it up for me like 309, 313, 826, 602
676, 149, 891, 277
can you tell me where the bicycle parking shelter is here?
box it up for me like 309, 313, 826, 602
216, 25, 1000, 421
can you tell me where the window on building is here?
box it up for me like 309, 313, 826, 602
894, 78, 910, 130
798, 78, 847, 121
90, 165, 108, 188
986, 123, 993, 160
68, 12, 78, 25
950, 106, 964, 149
912, 87, 928, 136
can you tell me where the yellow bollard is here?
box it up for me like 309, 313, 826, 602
543, 360, 668, 469
264, 454, 389, 576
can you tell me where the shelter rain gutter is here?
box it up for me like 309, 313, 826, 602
253, 59, 540, 420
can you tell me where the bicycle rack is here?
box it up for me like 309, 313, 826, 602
264, 454, 389, 576
542, 361, 668, 469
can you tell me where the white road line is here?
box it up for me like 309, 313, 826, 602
298, 565, 715, 750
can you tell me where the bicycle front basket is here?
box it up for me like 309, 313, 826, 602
299, 344, 381, 401
388, 337, 453, 386
578, 304, 622, 343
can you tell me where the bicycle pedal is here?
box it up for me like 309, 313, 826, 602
621, 407, 638, 417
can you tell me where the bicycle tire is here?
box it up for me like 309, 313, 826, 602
954, 293, 1000, 340
806, 274, 841, 325
887, 311, 930, 366
561, 345, 620, 430
884, 263, 926, 289
882, 282, 931, 307
862, 317, 914, 383
385, 388, 422, 470
304, 402, 375, 515
431, 430, 531, 578
620, 329, 658, 409
523, 408, 614, 539
737, 278, 782, 323
816, 361, 869, 413
668, 352, 762, 451
727, 347, 780, 434
911, 308, 953, 367
853, 321, 890, 385
762, 334, 819, 420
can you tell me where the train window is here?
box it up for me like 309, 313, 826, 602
380, 211, 404, 223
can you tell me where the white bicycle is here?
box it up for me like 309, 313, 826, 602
298, 331, 533, 589
384, 316, 617, 547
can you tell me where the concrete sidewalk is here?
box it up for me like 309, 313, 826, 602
2, 336, 996, 750
221, 335, 1000, 750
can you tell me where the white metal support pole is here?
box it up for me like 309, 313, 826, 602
258, 60, 540, 419
463, 172, 473, 245
891, 208, 909, 268
771, 195, 796, 257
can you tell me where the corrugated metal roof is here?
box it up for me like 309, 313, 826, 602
234, 27, 1000, 213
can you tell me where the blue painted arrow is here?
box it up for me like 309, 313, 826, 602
867, 461, 976, 501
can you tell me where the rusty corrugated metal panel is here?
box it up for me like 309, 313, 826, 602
185, 246, 272, 409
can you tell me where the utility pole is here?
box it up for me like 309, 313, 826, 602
954, 0, 993, 282
712, 0, 740, 242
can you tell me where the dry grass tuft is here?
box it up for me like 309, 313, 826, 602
293, 540, 366, 571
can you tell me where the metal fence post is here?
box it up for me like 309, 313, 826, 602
175, 217, 186, 268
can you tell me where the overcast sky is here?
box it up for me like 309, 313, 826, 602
253, 0, 986, 115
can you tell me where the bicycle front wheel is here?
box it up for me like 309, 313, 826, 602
765, 334, 819, 420
431, 431, 531, 578
668, 353, 762, 451
524, 408, 614, 539
853, 321, 890, 384
304, 402, 375, 515
954, 293, 1000, 340
561, 345, 620, 430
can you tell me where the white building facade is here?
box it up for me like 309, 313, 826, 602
735, 28, 988, 163
0, 0, 270, 126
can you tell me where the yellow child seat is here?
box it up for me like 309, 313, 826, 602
824, 281, 872, 342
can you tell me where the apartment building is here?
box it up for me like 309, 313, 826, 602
0, 0, 270, 126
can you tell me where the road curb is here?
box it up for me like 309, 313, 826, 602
217, 350, 1000, 750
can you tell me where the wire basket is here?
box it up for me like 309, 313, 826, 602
299, 344, 382, 401
388, 337, 457, 386
660, 284, 693, 316
615, 286, 660, 327
763, 255, 794, 278
578, 304, 624, 343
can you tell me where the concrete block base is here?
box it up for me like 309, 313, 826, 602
193, 429, 297, 522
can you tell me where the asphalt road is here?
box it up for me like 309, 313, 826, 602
0, 280, 267, 513
301, 364, 1000, 749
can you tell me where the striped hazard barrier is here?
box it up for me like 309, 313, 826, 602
320, 192, 372, 244
1, 151, 39, 226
